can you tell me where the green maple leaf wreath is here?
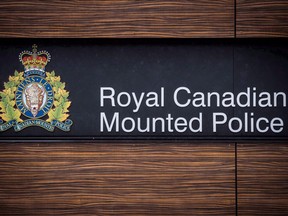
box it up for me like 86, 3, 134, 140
46, 71, 71, 122
0, 71, 24, 122
0, 71, 71, 123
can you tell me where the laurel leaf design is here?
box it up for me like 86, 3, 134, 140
0, 70, 24, 122
46, 71, 71, 122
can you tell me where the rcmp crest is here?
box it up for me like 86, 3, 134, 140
0, 44, 73, 132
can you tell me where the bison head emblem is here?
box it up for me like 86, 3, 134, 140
24, 83, 45, 117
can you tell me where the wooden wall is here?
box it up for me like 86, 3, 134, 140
0, 1, 287, 215
237, 143, 288, 216
0, 143, 235, 215
237, 0, 288, 37
0, 0, 234, 38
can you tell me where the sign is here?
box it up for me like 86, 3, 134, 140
0, 39, 287, 140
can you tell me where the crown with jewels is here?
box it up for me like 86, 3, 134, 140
19, 44, 51, 74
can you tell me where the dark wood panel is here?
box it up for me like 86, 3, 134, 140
236, 0, 288, 37
238, 143, 288, 215
0, 0, 234, 38
0, 143, 235, 215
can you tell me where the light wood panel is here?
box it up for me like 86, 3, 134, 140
0, 143, 235, 215
236, 0, 288, 37
237, 143, 288, 215
0, 0, 234, 38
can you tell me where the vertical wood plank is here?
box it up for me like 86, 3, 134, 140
236, 0, 288, 37
0, 143, 235, 215
0, 0, 234, 38
238, 143, 288, 215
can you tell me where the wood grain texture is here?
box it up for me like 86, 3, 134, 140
237, 143, 288, 215
236, 0, 288, 37
0, 0, 234, 38
0, 143, 235, 215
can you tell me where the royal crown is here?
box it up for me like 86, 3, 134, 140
19, 44, 51, 73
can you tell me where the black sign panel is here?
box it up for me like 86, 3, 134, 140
0, 39, 287, 141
